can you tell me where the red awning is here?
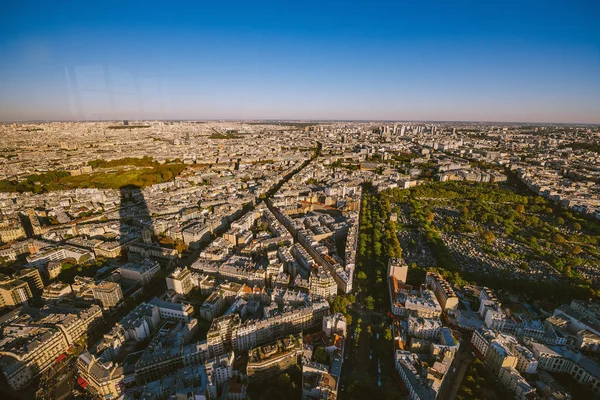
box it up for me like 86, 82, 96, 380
55, 354, 66, 363
77, 377, 89, 388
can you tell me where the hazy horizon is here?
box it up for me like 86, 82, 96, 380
3, 118, 599, 127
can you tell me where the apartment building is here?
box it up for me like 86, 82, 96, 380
309, 269, 337, 299
207, 299, 329, 358
404, 289, 442, 318
119, 258, 160, 283
206, 351, 234, 400
0, 219, 26, 243
41, 282, 73, 303
166, 267, 195, 295
77, 351, 124, 399
148, 297, 194, 322
0, 326, 69, 390
26, 245, 94, 267
0, 305, 102, 390
92, 281, 124, 309
0, 278, 32, 309
408, 316, 442, 340
200, 291, 226, 321
119, 303, 161, 342
485, 341, 517, 374
498, 367, 536, 399
247, 334, 302, 380
14, 268, 44, 293
426, 272, 458, 310
395, 350, 436, 400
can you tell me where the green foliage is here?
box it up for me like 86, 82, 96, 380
481, 230, 495, 244
88, 156, 156, 168
0, 158, 186, 192
457, 358, 510, 400
365, 295, 375, 310
313, 346, 329, 365
0, 170, 70, 193
329, 294, 353, 324
383, 327, 393, 341
355, 184, 402, 309
209, 132, 243, 139
384, 180, 600, 301
106, 125, 151, 130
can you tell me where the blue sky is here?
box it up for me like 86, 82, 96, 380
1, 0, 599, 123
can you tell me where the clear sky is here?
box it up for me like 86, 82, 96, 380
1, 0, 599, 123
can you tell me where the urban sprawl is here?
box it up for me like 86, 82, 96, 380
0, 121, 599, 400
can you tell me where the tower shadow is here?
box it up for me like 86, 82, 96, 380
119, 185, 155, 261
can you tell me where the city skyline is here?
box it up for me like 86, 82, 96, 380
1, 0, 599, 124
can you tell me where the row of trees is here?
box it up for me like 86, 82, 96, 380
88, 156, 158, 168
355, 185, 403, 310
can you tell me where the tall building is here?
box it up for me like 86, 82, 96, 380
206, 351, 234, 400
15, 268, 44, 293
0, 278, 32, 309
388, 258, 408, 284
166, 267, 195, 295
93, 281, 124, 309
309, 269, 337, 299
426, 272, 458, 310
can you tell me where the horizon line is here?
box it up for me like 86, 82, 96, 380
2, 118, 599, 127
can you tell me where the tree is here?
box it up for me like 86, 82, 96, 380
481, 230, 495, 244
384, 328, 393, 341
552, 233, 566, 244
313, 346, 329, 365
357, 271, 367, 280
572, 245, 583, 255
515, 204, 525, 214
572, 222, 582, 231
365, 296, 375, 310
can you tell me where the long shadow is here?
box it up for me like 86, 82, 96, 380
83, 185, 156, 350
119, 185, 155, 261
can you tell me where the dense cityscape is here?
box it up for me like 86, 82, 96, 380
0, 121, 598, 399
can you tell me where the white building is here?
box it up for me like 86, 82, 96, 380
322, 313, 347, 338
119, 258, 160, 283
166, 267, 195, 295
